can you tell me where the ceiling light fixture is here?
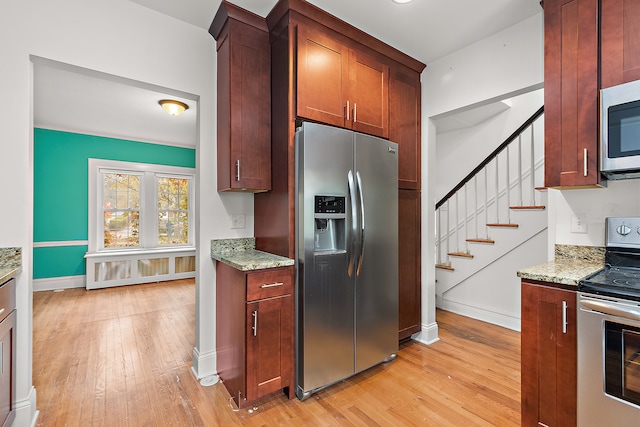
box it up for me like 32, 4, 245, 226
392, 0, 414, 3
158, 99, 189, 116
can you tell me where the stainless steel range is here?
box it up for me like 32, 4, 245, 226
578, 217, 640, 426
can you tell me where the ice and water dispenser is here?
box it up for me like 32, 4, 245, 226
314, 195, 346, 253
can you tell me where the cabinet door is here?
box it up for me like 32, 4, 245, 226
348, 49, 389, 138
245, 295, 294, 402
601, 0, 640, 88
521, 281, 577, 427
544, 0, 599, 187
390, 66, 421, 189
398, 189, 421, 340
297, 25, 348, 128
216, 16, 271, 192
0, 310, 15, 427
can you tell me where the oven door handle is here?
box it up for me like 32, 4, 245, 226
580, 299, 640, 321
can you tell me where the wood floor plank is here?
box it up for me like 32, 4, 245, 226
33, 279, 521, 426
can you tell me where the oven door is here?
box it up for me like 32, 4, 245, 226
578, 293, 640, 426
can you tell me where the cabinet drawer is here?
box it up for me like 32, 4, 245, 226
246, 268, 293, 301
0, 280, 15, 323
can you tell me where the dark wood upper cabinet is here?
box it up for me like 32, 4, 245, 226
210, 1, 271, 192
390, 66, 421, 190
296, 23, 389, 138
348, 49, 389, 138
543, 0, 600, 188
600, 0, 640, 89
296, 24, 349, 129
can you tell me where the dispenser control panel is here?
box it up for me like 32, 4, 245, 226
315, 196, 345, 214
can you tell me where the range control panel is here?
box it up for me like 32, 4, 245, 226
315, 195, 345, 214
606, 217, 640, 248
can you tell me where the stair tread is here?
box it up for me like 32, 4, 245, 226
486, 223, 519, 228
436, 263, 454, 271
510, 205, 546, 210
466, 238, 495, 244
448, 252, 474, 259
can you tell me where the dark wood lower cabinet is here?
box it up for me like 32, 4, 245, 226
216, 264, 294, 408
398, 189, 421, 340
521, 279, 577, 427
0, 278, 15, 427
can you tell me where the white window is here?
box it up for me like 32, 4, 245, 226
88, 159, 195, 253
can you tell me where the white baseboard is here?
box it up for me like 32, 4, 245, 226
413, 321, 439, 345
438, 299, 521, 332
191, 346, 217, 380
33, 275, 85, 292
14, 385, 38, 427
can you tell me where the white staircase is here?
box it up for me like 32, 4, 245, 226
435, 107, 546, 330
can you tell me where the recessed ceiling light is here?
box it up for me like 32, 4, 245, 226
158, 99, 189, 116
392, 0, 414, 3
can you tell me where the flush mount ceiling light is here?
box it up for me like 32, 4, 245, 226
158, 99, 189, 116
392, 0, 414, 3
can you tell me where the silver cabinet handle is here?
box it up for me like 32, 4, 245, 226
562, 301, 568, 334
252, 310, 258, 337
353, 102, 357, 123
260, 282, 283, 289
583, 148, 588, 177
235, 160, 241, 182
346, 100, 350, 121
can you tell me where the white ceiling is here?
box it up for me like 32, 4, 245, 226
33, 0, 543, 147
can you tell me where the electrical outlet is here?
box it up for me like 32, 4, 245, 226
231, 213, 246, 229
570, 213, 588, 234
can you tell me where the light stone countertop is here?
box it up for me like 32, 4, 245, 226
0, 247, 22, 284
211, 238, 294, 271
516, 244, 605, 286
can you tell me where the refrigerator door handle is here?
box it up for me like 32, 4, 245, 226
356, 171, 365, 276
347, 170, 358, 277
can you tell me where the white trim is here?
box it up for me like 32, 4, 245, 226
14, 385, 38, 427
84, 248, 195, 290
413, 321, 440, 345
438, 299, 521, 332
33, 275, 86, 292
191, 346, 217, 380
88, 158, 195, 253
33, 241, 88, 248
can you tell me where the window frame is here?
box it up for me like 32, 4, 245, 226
88, 159, 195, 253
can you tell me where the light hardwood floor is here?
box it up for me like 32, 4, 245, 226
33, 279, 520, 426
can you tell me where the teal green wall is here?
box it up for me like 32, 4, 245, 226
33, 128, 196, 279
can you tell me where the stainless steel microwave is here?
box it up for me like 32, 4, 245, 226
601, 79, 640, 180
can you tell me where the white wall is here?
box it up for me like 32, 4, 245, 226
548, 180, 640, 255
418, 12, 544, 338
424, 13, 544, 118
435, 89, 544, 202
0, 1, 251, 424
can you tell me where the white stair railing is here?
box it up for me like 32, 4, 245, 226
435, 107, 544, 270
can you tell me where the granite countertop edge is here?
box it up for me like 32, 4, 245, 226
516, 244, 605, 287
211, 238, 294, 272
0, 267, 20, 285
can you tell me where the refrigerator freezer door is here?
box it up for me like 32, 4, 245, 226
296, 122, 356, 395
354, 133, 399, 373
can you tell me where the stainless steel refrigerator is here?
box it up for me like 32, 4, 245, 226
295, 121, 399, 400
